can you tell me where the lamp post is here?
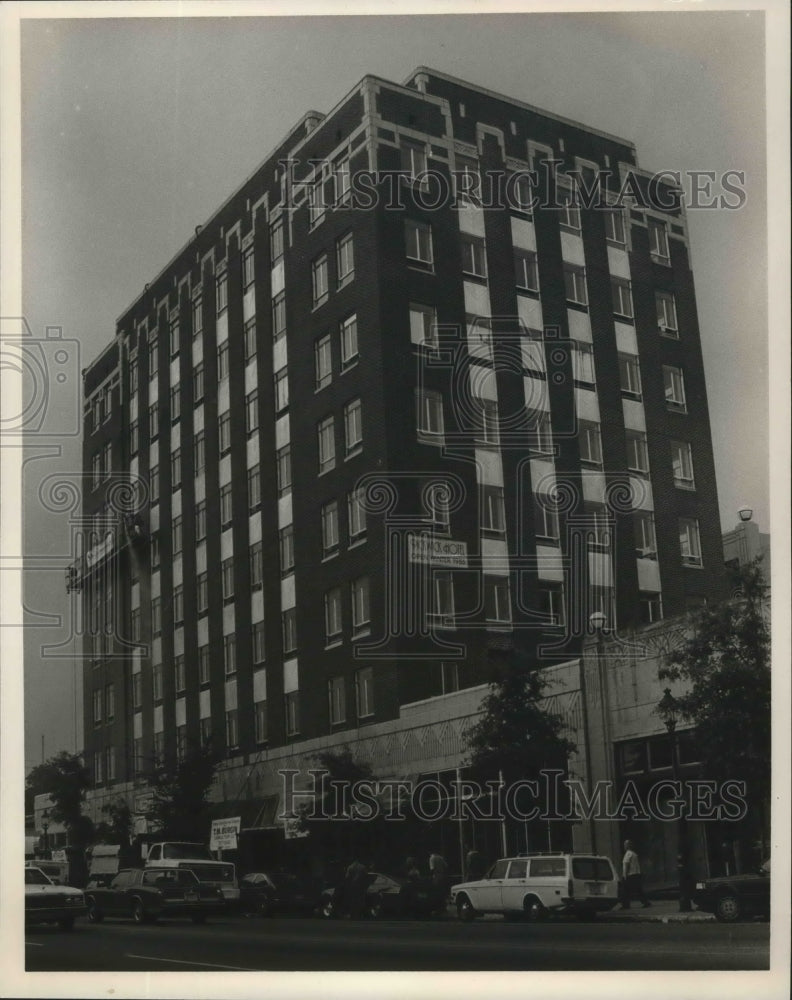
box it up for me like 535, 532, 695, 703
41, 809, 50, 857
657, 688, 691, 912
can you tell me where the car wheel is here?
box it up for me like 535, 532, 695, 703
191, 913, 207, 924
58, 916, 75, 932
367, 894, 383, 920
132, 898, 148, 925
456, 895, 476, 922
524, 897, 548, 922
86, 898, 104, 924
714, 892, 742, 923
321, 899, 336, 919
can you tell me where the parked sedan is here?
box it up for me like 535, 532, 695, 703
239, 871, 321, 917
85, 866, 225, 925
693, 859, 770, 922
320, 872, 439, 919
25, 866, 86, 931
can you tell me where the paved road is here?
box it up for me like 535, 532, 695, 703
26, 913, 769, 972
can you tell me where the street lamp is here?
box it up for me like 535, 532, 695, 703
738, 507, 753, 523
41, 809, 50, 857
657, 688, 691, 912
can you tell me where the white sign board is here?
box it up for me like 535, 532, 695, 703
51, 849, 67, 863
408, 534, 468, 567
210, 817, 241, 851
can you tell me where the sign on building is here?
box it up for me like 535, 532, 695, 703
407, 534, 468, 568
210, 817, 241, 851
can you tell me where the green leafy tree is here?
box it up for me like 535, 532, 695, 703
145, 743, 220, 841
659, 558, 771, 850
26, 751, 94, 847
95, 797, 134, 846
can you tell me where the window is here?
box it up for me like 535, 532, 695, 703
172, 515, 183, 556
461, 236, 487, 278
626, 430, 649, 474
270, 217, 284, 263
440, 661, 460, 695
242, 245, 255, 289
534, 495, 560, 541
274, 369, 288, 413
243, 317, 257, 363
337, 233, 355, 288
656, 291, 678, 336
355, 666, 374, 718
325, 588, 342, 644
527, 410, 553, 456
409, 303, 438, 348
216, 270, 228, 314
639, 592, 663, 624
671, 440, 695, 489
509, 171, 535, 214
252, 621, 265, 664
481, 485, 506, 534
648, 218, 670, 260
199, 718, 212, 747
473, 398, 499, 446
152, 663, 163, 701
285, 692, 300, 736
340, 314, 358, 368
102, 442, 112, 480
333, 156, 351, 203
246, 389, 259, 434
611, 277, 633, 319
193, 431, 206, 474
401, 141, 427, 183
172, 583, 184, 624
151, 531, 161, 569
197, 572, 208, 614
618, 353, 641, 398
344, 398, 363, 456
572, 342, 596, 387
169, 315, 180, 357
221, 557, 234, 602
195, 500, 207, 542
250, 540, 264, 589
153, 730, 164, 764
94, 753, 103, 784
217, 341, 229, 381
318, 416, 335, 473
276, 445, 291, 494
430, 572, 455, 625
193, 362, 205, 403
455, 155, 481, 204
282, 608, 297, 654
129, 357, 139, 397
663, 365, 687, 412
405, 219, 433, 268
192, 295, 203, 337
484, 576, 512, 624
315, 335, 332, 389
132, 671, 142, 708
218, 411, 231, 454
635, 511, 658, 559
255, 700, 268, 743
312, 254, 329, 307
514, 249, 539, 292
538, 583, 566, 627
426, 484, 450, 533
272, 292, 286, 344
174, 654, 186, 693
578, 421, 602, 465
220, 484, 233, 528
416, 390, 444, 441
321, 500, 339, 556
151, 598, 162, 636
171, 448, 182, 490
679, 517, 702, 566
129, 420, 139, 456
176, 725, 187, 762
248, 463, 261, 513
280, 524, 294, 575
198, 644, 210, 685
351, 577, 370, 636
563, 263, 588, 306
558, 191, 581, 230
604, 209, 626, 245
225, 708, 239, 749
149, 403, 159, 439
149, 336, 158, 378
223, 634, 236, 675
149, 464, 160, 505
328, 676, 346, 724
92, 688, 102, 725
584, 502, 611, 548
348, 489, 367, 543
91, 452, 102, 488
309, 173, 326, 227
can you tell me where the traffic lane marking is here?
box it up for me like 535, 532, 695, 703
125, 953, 260, 971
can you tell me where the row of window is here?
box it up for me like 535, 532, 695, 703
91, 683, 115, 725
311, 232, 355, 308
90, 443, 112, 488
315, 314, 358, 389
317, 398, 363, 475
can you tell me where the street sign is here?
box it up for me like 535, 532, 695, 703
210, 816, 241, 851
407, 534, 468, 567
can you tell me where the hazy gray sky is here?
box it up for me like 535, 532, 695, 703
19, 9, 769, 768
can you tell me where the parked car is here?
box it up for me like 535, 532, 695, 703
693, 859, 770, 922
25, 865, 86, 931
320, 871, 439, 919
85, 866, 226, 924
239, 870, 322, 917
451, 853, 619, 922
25, 859, 70, 885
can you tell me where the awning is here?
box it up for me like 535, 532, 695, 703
207, 796, 281, 832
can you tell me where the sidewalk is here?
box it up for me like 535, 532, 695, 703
601, 899, 714, 923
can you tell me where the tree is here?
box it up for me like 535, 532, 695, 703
95, 797, 134, 846
145, 744, 220, 841
659, 559, 771, 854
26, 751, 93, 846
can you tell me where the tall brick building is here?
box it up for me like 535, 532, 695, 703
77, 69, 725, 841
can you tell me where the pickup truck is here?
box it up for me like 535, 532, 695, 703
145, 841, 239, 902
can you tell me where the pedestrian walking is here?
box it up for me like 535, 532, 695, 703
465, 847, 486, 881
428, 850, 449, 915
343, 857, 369, 918
402, 856, 421, 881
620, 840, 651, 909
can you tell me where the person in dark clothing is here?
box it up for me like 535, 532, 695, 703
466, 847, 486, 881
620, 840, 651, 909
343, 858, 369, 918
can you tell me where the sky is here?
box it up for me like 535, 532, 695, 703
11, 6, 777, 770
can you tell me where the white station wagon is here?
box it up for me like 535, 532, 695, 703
451, 853, 619, 922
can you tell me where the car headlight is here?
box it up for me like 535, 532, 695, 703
695, 882, 705, 890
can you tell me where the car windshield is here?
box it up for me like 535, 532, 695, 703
162, 844, 213, 860
25, 868, 53, 885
